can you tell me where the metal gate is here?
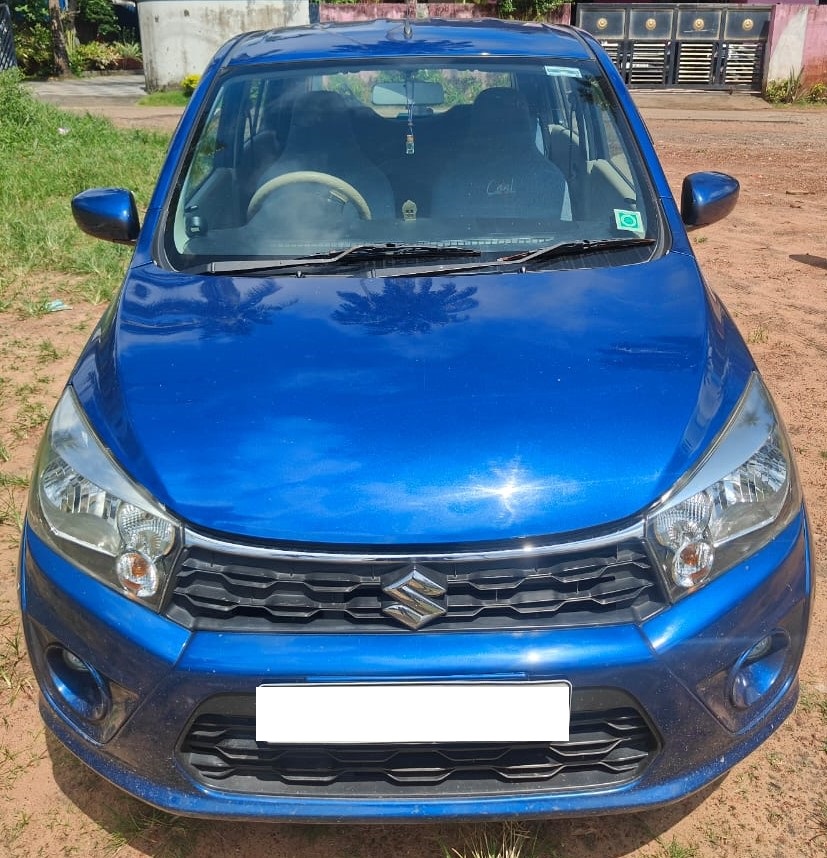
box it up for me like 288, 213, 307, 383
576, 4, 771, 90
0, 3, 16, 71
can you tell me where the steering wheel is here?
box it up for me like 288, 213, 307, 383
247, 170, 372, 220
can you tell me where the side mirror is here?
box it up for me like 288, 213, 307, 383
71, 188, 141, 245
681, 172, 739, 228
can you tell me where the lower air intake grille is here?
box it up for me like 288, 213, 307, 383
178, 690, 659, 797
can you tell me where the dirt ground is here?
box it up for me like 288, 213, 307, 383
0, 99, 825, 858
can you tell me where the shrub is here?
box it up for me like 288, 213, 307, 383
113, 41, 142, 62
68, 40, 121, 74
765, 71, 827, 106
764, 69, 805, 104
77, 0, 119, 41
806, 82, 827, 104
499, 0, 565, 21
181, 74, 201, 97
10, 22, 53, 76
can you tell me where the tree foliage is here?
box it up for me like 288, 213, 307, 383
498, 0, 566, 22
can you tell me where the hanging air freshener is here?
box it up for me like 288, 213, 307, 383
405, 86, 415, 155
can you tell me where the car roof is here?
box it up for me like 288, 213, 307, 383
220, 18, 595, 67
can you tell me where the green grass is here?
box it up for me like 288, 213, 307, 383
443, 822, 551, 858
138, 89, 189, 108
0, 69, 170, 314
101, 802, 197, 858
656, 839, 699, 858
0, 613, 31, 711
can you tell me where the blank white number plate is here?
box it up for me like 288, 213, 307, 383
255, 682, 571, 744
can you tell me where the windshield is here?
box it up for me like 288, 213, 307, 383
164, 58, 661, 272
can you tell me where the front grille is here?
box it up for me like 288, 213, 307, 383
178, 689, 659, 797
166, 539, 666, 632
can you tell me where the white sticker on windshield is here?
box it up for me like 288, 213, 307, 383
614, 209, 644, 236
544, 66, 583, 78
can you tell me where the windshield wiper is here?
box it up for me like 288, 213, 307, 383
503, 236, 656, 267
380, 236, 656, 277
201, 243, 482, 275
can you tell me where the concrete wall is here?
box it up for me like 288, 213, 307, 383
137, 0, 308, 91
766, 4, 827, 85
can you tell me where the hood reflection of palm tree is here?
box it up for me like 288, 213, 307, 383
124, 280, 293, 337
332, 279, 478, 334
199, 281, 289, 335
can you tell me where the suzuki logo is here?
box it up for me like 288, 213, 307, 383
382, 564, 447, 630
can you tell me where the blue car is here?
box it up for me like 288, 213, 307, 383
20, 18, 812, 821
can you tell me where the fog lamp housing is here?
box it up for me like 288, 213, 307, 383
45, 644, 111, 723
728, 631, 790, 710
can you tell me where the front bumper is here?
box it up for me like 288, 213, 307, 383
19, 512, 813, 821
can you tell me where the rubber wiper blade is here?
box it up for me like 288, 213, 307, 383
382, 236, 656, 278
503, 236, 655, 266
204, 243, 482, 274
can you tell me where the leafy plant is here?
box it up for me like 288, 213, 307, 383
806, 82, 827, 104
77, 0, 119, 41
181, 73, 201, 97
765, 71, 827, 105
7, 0, 47, 28
499, 0, 566, 21
68, 39, 120, 73
113, 40, 142, 62
7, 21, 52, 76
764, 69, 805, 104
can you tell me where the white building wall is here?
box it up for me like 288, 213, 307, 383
138, 0, 309, 91
767, 6, 808, 82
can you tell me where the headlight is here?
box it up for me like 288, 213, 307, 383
27, 388, 182, 609
646, 373, 801, 598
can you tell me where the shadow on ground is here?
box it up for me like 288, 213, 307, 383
790, 254, 827, 272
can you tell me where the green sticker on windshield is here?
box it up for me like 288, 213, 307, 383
614, 209, 644, 235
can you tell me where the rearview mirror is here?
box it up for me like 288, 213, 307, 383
372, 81, 445, 107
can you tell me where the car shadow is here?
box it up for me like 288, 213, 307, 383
789, 253, 827, 271
46, 729, 722, 857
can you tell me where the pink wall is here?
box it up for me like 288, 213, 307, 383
768, 4, 827, 86
318, 3, 572, 25
319, 4, 495, 22
803, 5, 827, 84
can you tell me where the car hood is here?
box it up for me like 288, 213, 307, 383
72, 252, 753, 544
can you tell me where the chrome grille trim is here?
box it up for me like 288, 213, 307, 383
183, 521, 645, 564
